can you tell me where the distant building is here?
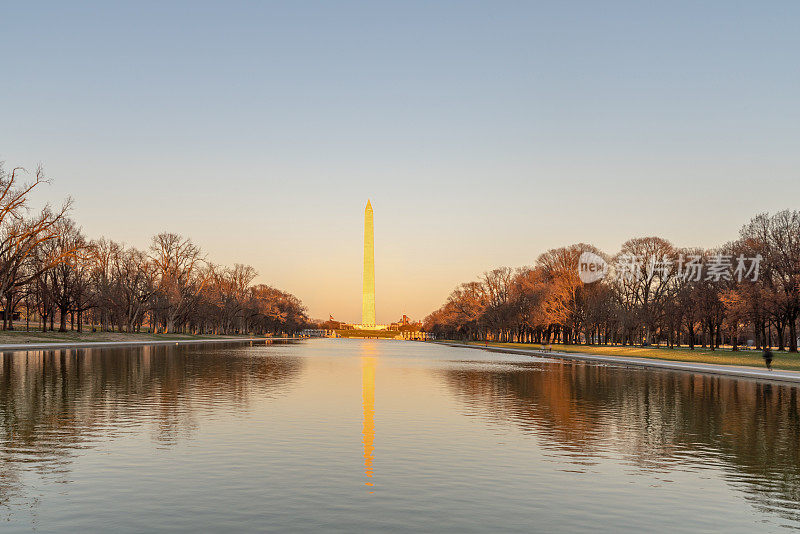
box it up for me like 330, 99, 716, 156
301, 329, 338, 338
388, 315, 423, 332
398, 330, 433, 340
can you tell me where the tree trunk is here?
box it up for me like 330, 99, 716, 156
59, 305, 68, 332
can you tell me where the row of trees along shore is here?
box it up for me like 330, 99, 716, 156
424, 210, 800, 352
0, 162, 309, 335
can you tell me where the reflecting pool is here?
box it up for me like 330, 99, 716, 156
1, 339, 799, 532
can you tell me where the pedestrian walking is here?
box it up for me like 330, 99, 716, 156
763, 347, 773, 371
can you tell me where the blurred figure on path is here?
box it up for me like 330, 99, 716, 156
763, 347, 773, 371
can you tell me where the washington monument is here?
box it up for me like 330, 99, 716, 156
362, 200, 376, 327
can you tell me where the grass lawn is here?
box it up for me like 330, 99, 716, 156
0, 329, 260, 345
445, 340, 800, 372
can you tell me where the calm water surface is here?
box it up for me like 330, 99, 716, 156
1, 339, 799, 532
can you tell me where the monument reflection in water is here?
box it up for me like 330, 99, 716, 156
362, 345, 377, 489
1, 340, 800, 532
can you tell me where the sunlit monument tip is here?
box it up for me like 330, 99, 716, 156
362, 200, 376, 327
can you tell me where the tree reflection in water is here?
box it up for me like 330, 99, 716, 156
442, 361, 800, 522
0, 344, 302, 511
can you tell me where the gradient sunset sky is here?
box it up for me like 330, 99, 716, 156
2, 1, 798, 324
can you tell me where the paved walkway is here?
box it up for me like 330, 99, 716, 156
0, 337, 301, 353
439, 342, 800, 384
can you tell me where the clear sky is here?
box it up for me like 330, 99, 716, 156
1, 1, 798, 324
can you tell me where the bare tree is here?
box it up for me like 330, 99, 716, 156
0, 164, 73, 329
149, 233, 208, 333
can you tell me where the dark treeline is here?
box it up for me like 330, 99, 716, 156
0, 162, 309, 335
424, 210, 800, 352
